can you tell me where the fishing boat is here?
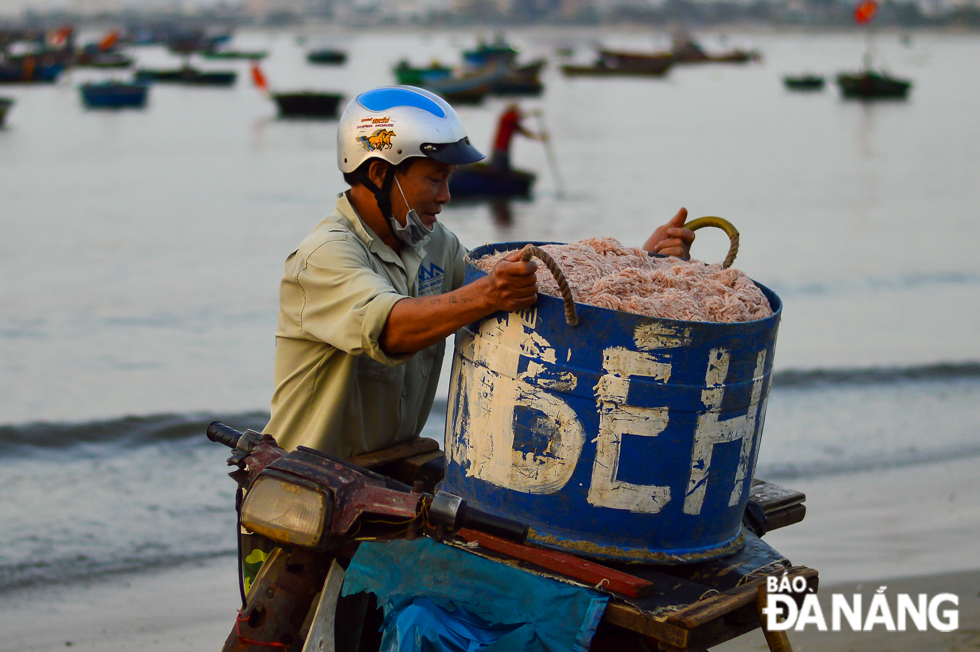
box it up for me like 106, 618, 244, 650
448, 163, 536, 199
561, 55, 672, 78
393, 59, 452, 86
669, 36, 760, 63
0, 56, 63, 83
836, 0, 912, 100
783, 74, 825, 90
597, 49, 676, 68
0, 96, 13, 125
167, 33, 231, 55
272, 91, 343, 119
306, 49, 346, 65
79, 80, 149, 109
135, 65, 236, 87
836, 70, 911, 99
74, 48, 134, 68
462, 36, 519, 67
420, 63, 513, 105
490, 59, 546, 96
201, 48, 269, 60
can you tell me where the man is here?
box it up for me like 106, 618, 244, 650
489, 102, 544, 174
264, 86, 694, 458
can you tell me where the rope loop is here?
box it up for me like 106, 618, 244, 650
518, 245, 579, 327
682, 216, 740, 269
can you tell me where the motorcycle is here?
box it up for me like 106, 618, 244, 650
208, 421, 816, 652
207, 421, 531, 652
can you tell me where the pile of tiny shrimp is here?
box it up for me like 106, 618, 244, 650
473, 237, 773, 323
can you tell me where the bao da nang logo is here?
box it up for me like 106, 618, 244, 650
762, 575, 959, 632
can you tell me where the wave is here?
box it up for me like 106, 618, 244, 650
0, 363, 976, 452
771, 361, 980, 388
0, 399, 449, 454
0, 411, 272, 454
771, 271, 980, 298
0, 549, 237, 593
757, 442, 980, 481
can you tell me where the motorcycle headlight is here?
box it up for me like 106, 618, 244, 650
241, 475, 329, 547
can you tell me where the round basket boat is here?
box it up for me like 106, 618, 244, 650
441, 241, 783, 564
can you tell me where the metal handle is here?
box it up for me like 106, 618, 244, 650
519, 245, 579, 326
683, 216, 740, 269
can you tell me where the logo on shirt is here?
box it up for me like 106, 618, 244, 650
358, 128, 395, 153
418, 262, 445, 296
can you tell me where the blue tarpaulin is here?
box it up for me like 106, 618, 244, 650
342, 538, 609, 652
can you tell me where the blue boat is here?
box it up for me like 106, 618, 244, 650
448, 163, 536, 199
80, 81, 149, 109
0, 58, 64, 84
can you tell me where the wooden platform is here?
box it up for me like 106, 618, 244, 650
353, 440, 814, 651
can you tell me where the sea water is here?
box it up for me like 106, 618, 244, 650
1, 28, 979, 593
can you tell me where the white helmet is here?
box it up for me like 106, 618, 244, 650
337, 86, 484, 174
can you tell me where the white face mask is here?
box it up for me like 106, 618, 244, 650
389, 175, 433, 247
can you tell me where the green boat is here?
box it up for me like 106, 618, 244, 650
783, 74, 825, 91
393, 59, 452, 86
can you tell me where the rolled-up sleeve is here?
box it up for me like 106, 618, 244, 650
293, 234, 411, 366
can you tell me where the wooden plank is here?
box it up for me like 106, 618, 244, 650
750, 480, 806, 513
375, 450, 445, 491
765, 504, 807, 531
348, 437, 440, 469
601, 603, 691, 648
755, 583, 795, 652
457, 529, 656, 599
602, 568, 817, 650
666, 567, 818, 629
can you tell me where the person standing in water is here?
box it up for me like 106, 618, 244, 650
489, 102, 546, 174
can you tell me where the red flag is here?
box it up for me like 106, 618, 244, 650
46, 25, 72, 48
98, 30, 119, 51
251, 62, 269, 93
854, 0, 878, 23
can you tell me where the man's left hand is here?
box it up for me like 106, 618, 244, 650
643, 207, 695, 259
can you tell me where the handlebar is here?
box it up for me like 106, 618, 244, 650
429, 491, 530, 544
207, 421, 243, 449
457, 504, 529, 544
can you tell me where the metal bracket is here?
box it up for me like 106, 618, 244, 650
301, 559, 346, 652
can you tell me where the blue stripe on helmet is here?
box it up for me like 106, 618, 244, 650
357, 88, 446, 118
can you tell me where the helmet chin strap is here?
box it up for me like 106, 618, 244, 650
356, 162, 399, 223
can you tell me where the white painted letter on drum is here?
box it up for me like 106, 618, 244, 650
588, 348, 672, 513
457, 313, 586, 494
683, 348, 767, 515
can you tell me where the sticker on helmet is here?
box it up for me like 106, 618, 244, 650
358, 116, 394, 130
358, 128, 395, 152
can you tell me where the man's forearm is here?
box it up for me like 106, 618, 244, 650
380, 277, 499, 354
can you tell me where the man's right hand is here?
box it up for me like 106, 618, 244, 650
381, 252, 539, 355
485, 251, 539, 311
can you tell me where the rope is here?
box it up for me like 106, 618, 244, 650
518, 245, 579, 326
235, 610, 289, 649
682, 216, 740, 269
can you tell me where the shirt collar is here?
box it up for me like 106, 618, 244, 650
335, 191, 428, 263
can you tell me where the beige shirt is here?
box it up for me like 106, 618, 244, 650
264, 192, 468, 458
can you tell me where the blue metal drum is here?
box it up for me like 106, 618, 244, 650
442, 242, 782, 563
